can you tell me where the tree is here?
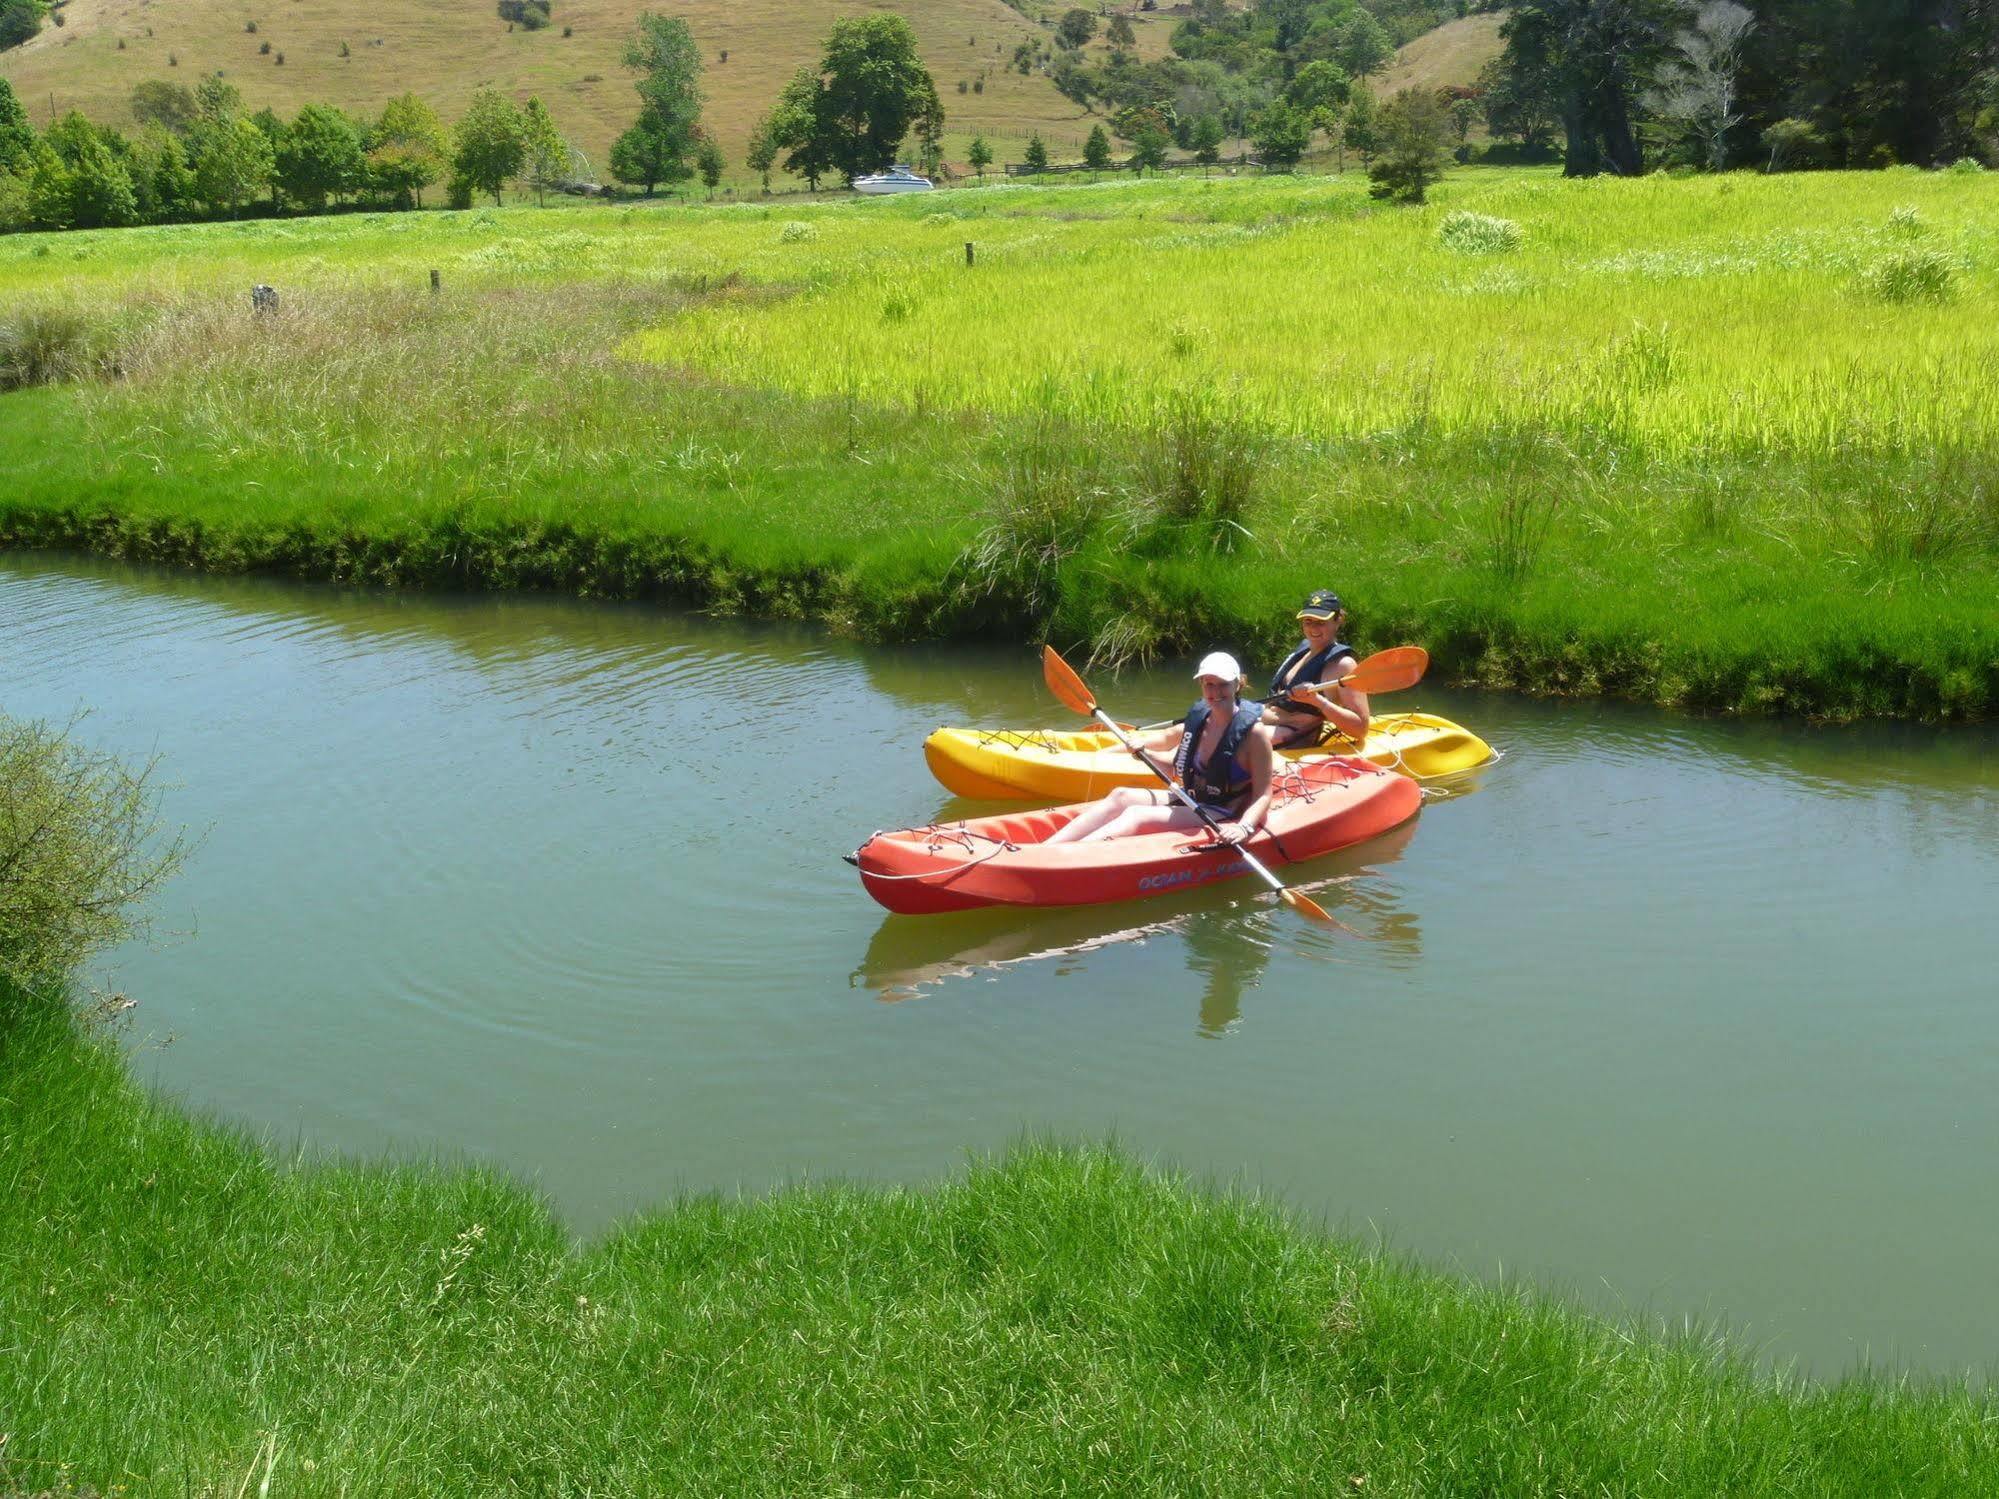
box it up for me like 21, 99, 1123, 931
1057, 8, 1097, 48
745, 114, 778, 191
0, 0, 45, 52
696, 133, 724, 191
194, 75, 243, 126
0, 77, 32, 175
1475, 55, 1558, 153
275, 102, 364, 211
1289, 58, 1351, 119
1497, 0, 1683, 177
37, 113, 139, 228
622, 11, 703, 173
768, 67, 833, 190
189, 115, 274, 215
817, 14, 939, 179
1367, 87, 1450, 203
520, 94, 569, 204
1190, 112, 1223, 172
1131, 124, 1169, 173
1252, 98, 1312, 169
453, 88, 526, 205
130, 79, 200, 136
1024, 132, 1050, 173
968, 134, 993, 179
1341, 83, 1379, 165
913, 77, 946, 177
368, 93, 447, 208
1644, 0, 1754, 171
131, 123, 194, 221
1083, 123, 1112, 170
1333, 10, 1393, 79
610, 114, 682, 194
1107, 13, 1135, 48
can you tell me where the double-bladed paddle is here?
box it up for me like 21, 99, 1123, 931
1039, 645, 1336, 927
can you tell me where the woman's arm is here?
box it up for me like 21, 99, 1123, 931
1228, 727, 1276, 839
1294, 660, 1370, 742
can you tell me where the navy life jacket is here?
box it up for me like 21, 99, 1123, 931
1174, 700, 1263, 810
1267, 638, 1358, 723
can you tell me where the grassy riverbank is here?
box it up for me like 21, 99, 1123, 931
4, 993, 1995, 1496
3, 170, 1995, 719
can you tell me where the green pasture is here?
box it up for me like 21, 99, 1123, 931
1, 167, 1994, 719
5, 992, 1995, 1496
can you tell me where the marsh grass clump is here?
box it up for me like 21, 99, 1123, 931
1946, 156, 1985, 174
0, 302, 121, 391
777, 220, 817, 244
961, 408, 1112, 617
1436, 210, 1523, 255
0, 714, 189, 1003
1859, 247, 1956, 304
1128, 387, 1263, 555
1884, 204, 1928, 238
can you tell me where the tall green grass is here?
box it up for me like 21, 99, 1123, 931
4, 993, 1995, 1496
1, 169, 1994, 719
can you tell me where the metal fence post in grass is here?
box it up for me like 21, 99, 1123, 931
251, 284, 278, 315
430, 268, 441, 295
965, 241, 975, 267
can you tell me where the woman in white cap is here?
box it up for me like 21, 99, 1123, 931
1263, 588, 1369, 750
1043, 651, 1276, 845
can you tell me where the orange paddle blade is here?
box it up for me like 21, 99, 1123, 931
1304, 646, 1429, 698
1040, 645, 1099, 718
1280, 887, 1337, 925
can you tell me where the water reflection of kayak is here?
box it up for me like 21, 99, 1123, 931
852, 815, 1423, 1004
851, 757, 1420, 916
923, 712, 1493, 801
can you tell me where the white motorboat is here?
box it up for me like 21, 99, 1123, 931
852, 165, 934, 195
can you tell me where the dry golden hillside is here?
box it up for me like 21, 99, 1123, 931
1373, 12, 1503, 99
0, 0, 1126, 177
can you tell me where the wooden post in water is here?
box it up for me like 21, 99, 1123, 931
964, 241, 975, 267
429, 268, 441, 295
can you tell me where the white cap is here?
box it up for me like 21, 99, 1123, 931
1193, 651, 1242, 683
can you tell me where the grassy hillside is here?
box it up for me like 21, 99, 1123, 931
1, 3, 1491, 184
0, 0, 1100, 180
1375, 11, 1504, 99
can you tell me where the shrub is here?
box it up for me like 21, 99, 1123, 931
245, 18, 256, 32
777, 220, 817, 243
338, 39, 349, 56
274, 50, 283, 63
1947, 156, 1985, 175
1859, 248, 1956, 304
258, 39, 270, 54
0, 714, 188, 1001
1436, 210, 1522, 255
973, 76, 984, 94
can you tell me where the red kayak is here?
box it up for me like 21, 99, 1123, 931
852, 757, 1421, 915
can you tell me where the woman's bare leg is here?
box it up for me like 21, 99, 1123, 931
1043, 786, 1160, 844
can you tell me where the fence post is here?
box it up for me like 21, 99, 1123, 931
430, 268, 441, 295
964, 241, 975, 267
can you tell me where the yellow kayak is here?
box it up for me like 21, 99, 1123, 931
924, 712, 1494, 801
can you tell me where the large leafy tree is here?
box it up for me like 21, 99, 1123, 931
1497, 0, 1684, 176
189, 116, 274, 216
1367, 85, 1451, 201
453, 89, 526, 204
275, 103, 364, 211
1252, 97, 1313, 168
792, 13, 940, 180
768, 67, 834, 190
368, 93, 447, 208
610, 12, 701, 194
39, 113, 139, 228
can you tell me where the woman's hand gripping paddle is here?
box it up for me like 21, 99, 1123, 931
1040, 646, 1337, 927
1136, 646, 1430, 732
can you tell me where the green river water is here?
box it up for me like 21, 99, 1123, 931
4, 553, 1996, 1380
